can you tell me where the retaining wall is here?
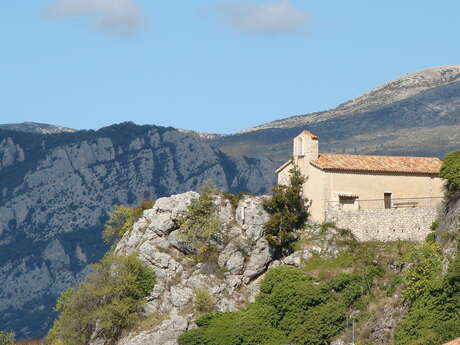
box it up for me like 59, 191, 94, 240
326, 207, 439, 242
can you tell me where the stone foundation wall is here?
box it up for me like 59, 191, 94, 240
326, 207, 439, 242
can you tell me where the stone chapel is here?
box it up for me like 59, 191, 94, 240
276, 130, 445, 241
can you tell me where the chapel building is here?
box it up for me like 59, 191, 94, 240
276, 131, 445, 241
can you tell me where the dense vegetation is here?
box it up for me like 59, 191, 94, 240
178, 265, 374, 345
394, 240, 460, 345
178, 184, 221, 262
46, 253, 156, 345
440, 150, 460, 194
263, 164, 309, 255
390, 150, 460, 344
177, 224, 460, 345
178, 224, 397, 345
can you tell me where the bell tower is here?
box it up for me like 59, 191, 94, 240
293, 130, 319, 162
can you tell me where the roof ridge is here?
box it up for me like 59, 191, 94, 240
318, 153, 442, 160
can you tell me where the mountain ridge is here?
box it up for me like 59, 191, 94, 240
240, 64, 460, 133
0, 122, 277, 338
211, 65, 460, 162
0, 122, 77, 135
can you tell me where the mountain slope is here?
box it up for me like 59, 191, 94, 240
213, 65, 460, 161
245, 65, 460, 132
0, 122, 77, 134
0, 122, 277, 338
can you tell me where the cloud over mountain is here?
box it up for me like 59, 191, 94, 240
45, 0, 143, 35
214, 0, 308, 35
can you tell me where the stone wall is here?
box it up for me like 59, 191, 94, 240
326, 207, 439, 242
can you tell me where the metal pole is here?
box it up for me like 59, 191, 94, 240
352, 318, 355, 345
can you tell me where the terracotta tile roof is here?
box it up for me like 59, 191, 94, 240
442, 338, 460, 345
299, 130, 319, 140
310, 153, 442, 174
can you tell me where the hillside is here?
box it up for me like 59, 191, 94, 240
0, 122, 76, 135
212, 65, 460, 162
0, 122, 277, 338
46, 180, 460, 345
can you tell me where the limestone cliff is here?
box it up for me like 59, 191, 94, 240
0, 122, 277, 338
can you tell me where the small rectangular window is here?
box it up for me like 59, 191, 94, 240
384, 193, 392, 209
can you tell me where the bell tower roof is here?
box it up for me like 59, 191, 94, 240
299, 130, 319, 140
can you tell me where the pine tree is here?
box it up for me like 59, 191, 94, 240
263, 164, 309, 256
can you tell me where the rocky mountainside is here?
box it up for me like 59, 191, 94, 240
0, 122, 277, 338
83, 189, 460, 345
212, 65, 460, 161
0, 122, 76, 134
89, 192, 346, 345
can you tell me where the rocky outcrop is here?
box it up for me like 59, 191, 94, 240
105, 192, 274, 345
362, 296, 408, 345
0, 123, 278, 338
0, 137, 25, 170
87, 192, 349, 345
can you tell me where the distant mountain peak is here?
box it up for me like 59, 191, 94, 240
335, 64, 460, 115
0, 122, 77, 134
242, 65, 460, 133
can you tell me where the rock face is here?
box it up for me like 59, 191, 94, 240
362, 297, 408, 345
108, 192, 274, 345
0, 123, 277, 338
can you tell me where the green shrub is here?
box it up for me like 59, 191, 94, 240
394, 242, 460, 345
0, 331, 15, 345
46, 253, 156, 345
401, 243, 442, 303
178, 266, 370, 345
194, 287, 216, 314
440, 150, 460, 193
263, 165, 309, 255
103, 200, 155, 244
178, 184, 221, 262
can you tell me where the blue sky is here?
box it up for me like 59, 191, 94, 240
0, 1, 458, 133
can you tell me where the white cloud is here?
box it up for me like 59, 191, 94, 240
214, 0, 308, 35
45, 0, 143, 35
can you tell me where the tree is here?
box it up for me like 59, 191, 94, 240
263, 164, 309, 255
47, 253, 156, 345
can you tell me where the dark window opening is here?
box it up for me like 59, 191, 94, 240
384, 193, 392, 209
